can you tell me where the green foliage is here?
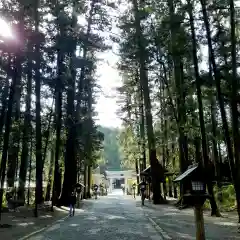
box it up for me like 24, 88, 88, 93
204, 185, 236, 211
118, 126, 140, 169
98, 126, 123, 170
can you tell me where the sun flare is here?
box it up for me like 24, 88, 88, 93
0, 18, 13, 38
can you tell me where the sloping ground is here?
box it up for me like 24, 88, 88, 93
0, 205, 68, 240
139, 199, 240, 240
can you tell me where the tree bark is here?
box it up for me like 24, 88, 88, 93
132, 0, 164, 204
200, 0, 239, 220
0, 56, 18, 220
18, 39, 33, 200
34, 0, 43, 216
45, 148, 55, 201
229, 0, 240, 222
0, 77, 9, 152
59, 5, 77, 205
6, 61, 22, 189
187, 0, 220, 216
52, 16, 65, 207
167, 0, 189, 185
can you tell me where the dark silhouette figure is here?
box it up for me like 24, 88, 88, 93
69, 192, 76, 216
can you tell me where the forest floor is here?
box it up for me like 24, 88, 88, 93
136, 196, 240, 239
0, 205, 69, 240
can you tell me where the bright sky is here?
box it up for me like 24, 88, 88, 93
94, 9, 124, 129
95, 51, 122, 128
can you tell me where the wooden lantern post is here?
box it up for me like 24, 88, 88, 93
194, 203, 205, 240
174, 164, 208, 240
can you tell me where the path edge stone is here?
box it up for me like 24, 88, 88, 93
17, 215, 69, 240
138, 200, 172, 240
148, 216, 172, 240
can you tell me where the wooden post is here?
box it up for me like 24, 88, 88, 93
76, 193, 80, 208
194, 204, 205, 240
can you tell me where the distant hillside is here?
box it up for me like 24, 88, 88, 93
98, 126, 123, 171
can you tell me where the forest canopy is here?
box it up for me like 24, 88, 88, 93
97, 126, 125, 171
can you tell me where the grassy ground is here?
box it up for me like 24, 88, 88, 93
204, 185, 236, 212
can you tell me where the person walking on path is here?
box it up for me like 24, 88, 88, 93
140, 181, 146, 206
93, 184, 98, 199
69, 191, 77, 216
122, 185, 125, 195
132, 183, 136, 199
